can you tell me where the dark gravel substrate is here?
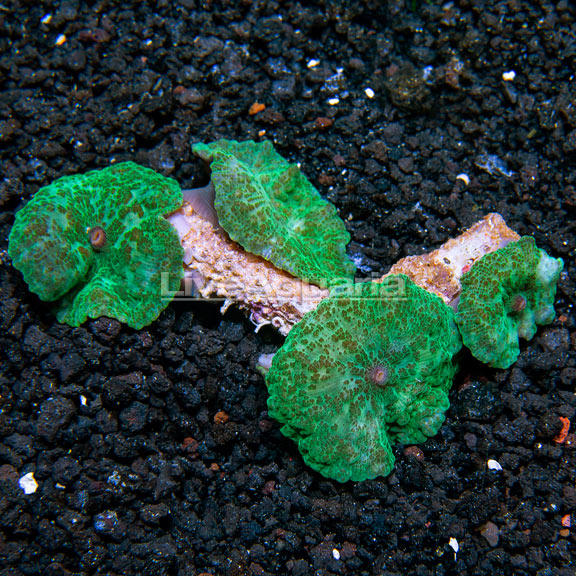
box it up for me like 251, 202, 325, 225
1, 1, 575, 574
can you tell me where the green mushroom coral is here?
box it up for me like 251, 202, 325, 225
8, 162, 184, 329
455, 236, 564, 369
265, 275, 462, 483
192, 139, 355, 286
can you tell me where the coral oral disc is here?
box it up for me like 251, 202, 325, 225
88, 226, 108, 251
369, 364, 388, 386
511, 294, 527, 312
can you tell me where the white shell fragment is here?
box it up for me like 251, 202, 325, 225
332, 549, 340, 560
456, 173, 470, 186
487, 459, 503, 471
449, 537, 459, 560
19, 472, 39, 495
364, 87, 375, 98
502, 70, 516, 81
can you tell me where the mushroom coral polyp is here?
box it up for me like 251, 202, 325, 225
8, 162, 184, 329
265, 275, 462, 483
192, 139, 355, 286
455, 236, 564, 369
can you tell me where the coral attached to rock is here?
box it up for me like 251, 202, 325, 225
192, 139, 355, 286
455, 236, 563, 369
8, 162, 184, 329
385, 213, 520, 306
170, 204, 328, 336
265, 275, 462, 482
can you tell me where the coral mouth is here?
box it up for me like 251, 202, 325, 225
510, 294, 527, 313
369, 364, 388, 386
88, 226, 107, 251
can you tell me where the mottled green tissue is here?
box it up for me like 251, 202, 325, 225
8, 162, 184, 329
265, 275, 462, 482
192, 139, 355, 286
456, 236, 563, 369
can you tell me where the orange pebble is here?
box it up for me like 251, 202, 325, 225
214, 410, 229, 424
315, 117, 334, 129
554, 417, 570, 443
249, 102, 266, 115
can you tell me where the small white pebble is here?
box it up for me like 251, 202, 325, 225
502, 70, 516, 81
332, 548, 340, 560
257, 353, 275, 373
80, 394, 88, 406
364, 87, 375, 98
449, 537, 459, 559
328, 97, 340, 106
422, 65, 434, 81
307, 59, 320, 68
19, 472, 39, 495
41, 14, 52, 24
456, 173, 470, 185
55, 34, 66, 46
487, 459, 503, 471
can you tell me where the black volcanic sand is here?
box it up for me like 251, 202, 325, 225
1, 1, 575, 574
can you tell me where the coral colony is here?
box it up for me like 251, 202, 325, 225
8, 162, 184, 329
8, 140, 564, 482
266, 276, 462, 482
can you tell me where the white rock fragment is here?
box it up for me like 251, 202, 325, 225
307, 59, 320, 68
448, 537, 459, 560
364, 87, 375, 98
41, 14, 52, 24
382, 213, 520, 307
332, 548, 340, 560
502, 70, 516, 81
487, 459, 503, 471
328, 98, 340, 105
171, 207, 521, 335
55, 34, 66, 46
19, 472, 39, 495
456, 173, 470, 186
171, 205, 328, 336
80, 394, 88, 407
